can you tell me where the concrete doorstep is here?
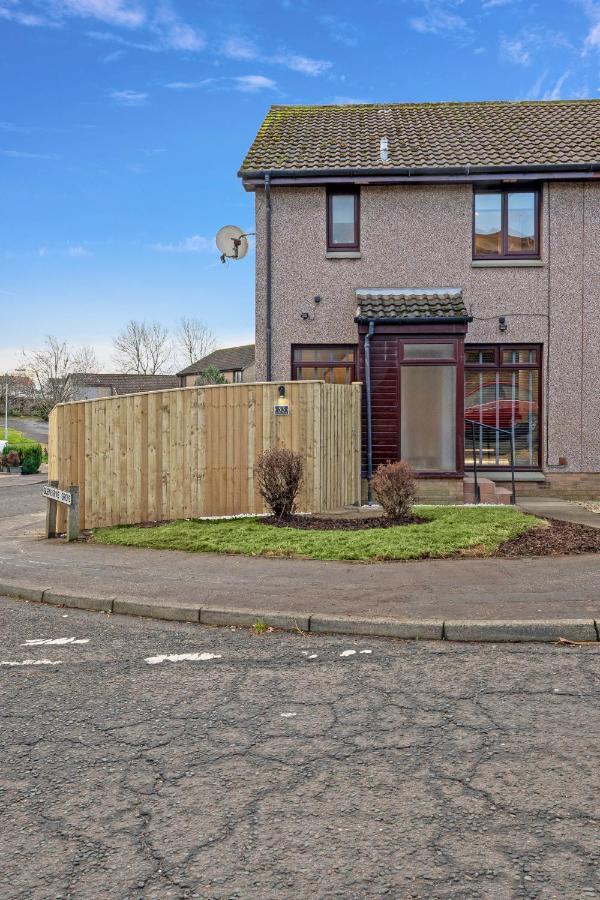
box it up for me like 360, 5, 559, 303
1, 579, 599, 644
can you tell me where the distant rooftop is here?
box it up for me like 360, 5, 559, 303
240, 100, 600, 176
70, 373, 179, 395
177, 344, 255, 377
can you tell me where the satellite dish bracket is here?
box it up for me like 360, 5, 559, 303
220, 231, 256, 264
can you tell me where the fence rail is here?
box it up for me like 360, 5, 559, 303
48, 381, 362, 531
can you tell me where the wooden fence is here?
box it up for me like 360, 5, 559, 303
48, 381, 362, 530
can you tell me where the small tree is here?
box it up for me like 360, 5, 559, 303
254, 448, 304, 519
112, 320, 172, 374
21, 336, 99, 418
175, 317, 217, 369
195, 366, 226, 386
371, 460, 416, 522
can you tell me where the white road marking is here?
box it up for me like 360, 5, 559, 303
1, 659, 63, 667
145, 653, 222, 665
307, 654, 318, 659
340, 649, 357, 657
280, 712, 297, 718
22, 638, 89, 646
359, 650, 373, 655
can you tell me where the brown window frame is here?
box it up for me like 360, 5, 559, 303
292, 344, 357, 384
473, 186, 541, 261
326, 187, 360, 251
465, 343, 542, 470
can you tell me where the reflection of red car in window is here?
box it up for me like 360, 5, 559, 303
465, 382, 537, 431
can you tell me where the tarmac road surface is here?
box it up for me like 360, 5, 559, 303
1, 595, 599, 899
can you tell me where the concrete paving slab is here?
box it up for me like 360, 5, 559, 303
43, 591, 114, 613
310, 615, 443, 640
444, 618, 598, 643
113, 598, 200, 623
517, 499, 600, 529
0, 580, 45, 602
200, 606, 310, 631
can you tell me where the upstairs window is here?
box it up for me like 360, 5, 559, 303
327, 188, 360, 251
473, 188, 540, 259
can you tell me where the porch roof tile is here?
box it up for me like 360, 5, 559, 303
356, 288, 469, 321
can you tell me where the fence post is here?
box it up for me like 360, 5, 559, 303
66, 485, 80, 542
46, 479, 59, 539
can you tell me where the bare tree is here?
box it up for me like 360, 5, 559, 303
21, 336, 99, 418
112, 320, 172, 374
175, 316, 217, 369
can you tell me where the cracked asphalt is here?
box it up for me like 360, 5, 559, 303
1, 595, 599, 899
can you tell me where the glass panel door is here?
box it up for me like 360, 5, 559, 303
400, 366, 456, 471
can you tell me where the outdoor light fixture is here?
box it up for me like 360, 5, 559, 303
278, 385, 286, 398
499, 315, 508, 332
314, 295, 322, 304
300, 312, 310, 320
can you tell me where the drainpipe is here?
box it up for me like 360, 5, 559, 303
364, 320, 375, 504
264, 172, 272, 382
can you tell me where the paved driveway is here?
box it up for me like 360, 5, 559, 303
1, 595, 598, 899
5, 416, 48, 444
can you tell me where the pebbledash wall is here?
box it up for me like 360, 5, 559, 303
254, 181, 600, 497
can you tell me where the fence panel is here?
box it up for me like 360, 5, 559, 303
48, 381, 362, 529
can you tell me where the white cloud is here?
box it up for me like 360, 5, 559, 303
109, 88, 148, 105
482, 0, 515, 7
500, 35, 533, 64
276, 54, 332, 76
319, 15, 358, 47
86, 29, 159, 51
543, 70, 570, 100
234, 74, 277, 92
408, 1, 468, 36
0, 2, 48, 26
0, 148, 58, 159
153, 234, 211, 253
151, 4, 204, 51
57, 0, 146, 28
66, 244, 92, 256
221, 36, 258, 60
164, 79, 214, 89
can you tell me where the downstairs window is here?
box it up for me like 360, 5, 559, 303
465, 345, 541, 469
292, 345, 356, 384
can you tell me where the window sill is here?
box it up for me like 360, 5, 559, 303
471, 259, 544, 268
326, 251, 362, 259
481, 471, 546, 482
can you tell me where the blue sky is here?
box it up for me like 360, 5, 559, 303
1, 0, 599, 371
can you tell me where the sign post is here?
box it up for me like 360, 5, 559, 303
43, 481, 80, 541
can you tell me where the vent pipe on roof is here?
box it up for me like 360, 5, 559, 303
379, 137, 389, 162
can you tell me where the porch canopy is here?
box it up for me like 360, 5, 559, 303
355, 288, 469, 324
355, 288, 471, 478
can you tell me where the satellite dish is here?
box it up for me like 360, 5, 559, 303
216, 225, 249, 263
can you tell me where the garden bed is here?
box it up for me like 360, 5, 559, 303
93, 506, 547, 562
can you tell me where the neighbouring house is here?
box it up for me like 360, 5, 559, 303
68, 373, 179, 401
239, 100, 600, 499
177, 345, 256, 386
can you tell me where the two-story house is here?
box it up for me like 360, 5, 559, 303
239, 101, 600, 500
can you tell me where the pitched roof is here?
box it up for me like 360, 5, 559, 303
240, 100, 600, 175
70, 373, 179, 395
176, 344, 255, 377
355, 289, 469, 322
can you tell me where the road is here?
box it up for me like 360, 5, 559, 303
6, 416, 49, 444
1, 595, 599, 900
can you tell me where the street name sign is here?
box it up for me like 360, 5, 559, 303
42, 484, 72, 506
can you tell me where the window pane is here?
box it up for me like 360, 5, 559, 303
295, 366, 353, 385
293, 346, 355, 363
330, 194, 356, 245
403, 343, 454, 360
465, 366, 539, 467
474, 193, 502, 256
401, 366, 456, 471
507, 192, 535, 254
465, 348, 495, 365
501, 348, 537, 365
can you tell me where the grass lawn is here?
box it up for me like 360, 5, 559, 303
4, 427, 38, 448
93, 506, 543, 562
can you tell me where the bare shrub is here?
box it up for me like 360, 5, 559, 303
371, 460, 416, 521
254, 448, 304, 519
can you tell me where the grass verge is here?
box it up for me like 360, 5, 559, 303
93, 506, 543, 562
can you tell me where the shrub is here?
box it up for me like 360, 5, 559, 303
20, 443, 43, 474
2, 450, 21, 469
371, 460, 416, 522
254, 448, 304, 519
195, 366, 226, 386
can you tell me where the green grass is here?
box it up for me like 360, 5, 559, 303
4, 427, 37, 447
93, 506, 543, 562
